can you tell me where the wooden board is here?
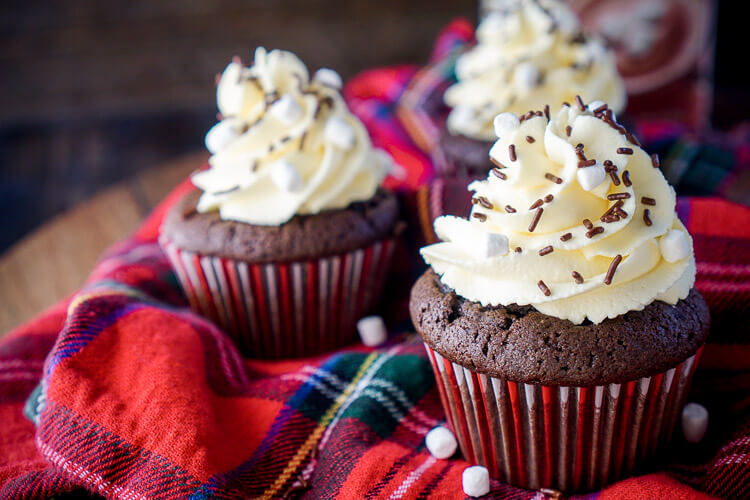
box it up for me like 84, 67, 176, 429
0, 151, 206, 336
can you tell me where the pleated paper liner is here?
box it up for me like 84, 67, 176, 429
159, 234, 396, 358
424, 343, 702, 492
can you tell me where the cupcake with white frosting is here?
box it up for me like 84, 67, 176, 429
160, 48, 400, 358
437, 0, 626, 176
410, 99, 709, 491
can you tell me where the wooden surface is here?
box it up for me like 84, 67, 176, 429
0, 151, 206, 337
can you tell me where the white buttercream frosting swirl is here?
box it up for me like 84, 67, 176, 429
193, 48, 390, 226
421, 101, 695, 324
445, 0, 626, 141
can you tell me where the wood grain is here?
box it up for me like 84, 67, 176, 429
0, 151, 206, 337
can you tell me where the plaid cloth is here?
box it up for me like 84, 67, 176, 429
2, 19, 750, 500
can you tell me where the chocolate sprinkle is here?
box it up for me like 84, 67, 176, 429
544, 104, 550, 120
538, 280, 551, 296
592, 103, 608, 114
477, 196, 494, 209
545, 173, 563, 184
505, 205, 517, 213
651, 153, 660, 168
509, 144, 517, 162
643, 209, 653, 226
617, 147, 634, 155
299, 131, 307, 151
529, 207, 543, 232
604, 254, 623, 285
626, 132, 641, 147
578, 159, 596, 168
472, 213, 487, 222
622, 170, 632, 187
572, 271, 584, 284
539, 245, 554, 256
526, 135, 536, 143
529, 199, 544, 210
566, 126, 572, 137
492, 168, 507, 180
603, 160, 613, 166
575, 95, 585, 111
586, 226, 604, 238
607, 193, 631, 200
641, 197, 656, 206
490, 157, 505, 169
544, 194, 554, 203
560, 232, 572, 241
583, 219, 593, 229
515, 247, 522, 253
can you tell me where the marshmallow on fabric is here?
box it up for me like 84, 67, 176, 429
425, 426, 457, 459
462, 466, 490, 497
270, 160, 303, 193
313, 68, 343, 90
682, 402, 709, 443
357, 316, 387, 347
324, 116, 356, 150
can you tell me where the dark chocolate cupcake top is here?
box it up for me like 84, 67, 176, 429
161, 188, 399, 263
411, 269, 710, 385
444, 0, 625, 141
421, 100, 695, 325
192, 47, 393, 227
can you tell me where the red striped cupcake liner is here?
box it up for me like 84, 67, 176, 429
424, 343, 703, 492
159, 234, 396, 358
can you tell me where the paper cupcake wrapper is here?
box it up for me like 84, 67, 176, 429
159, 234, 395, 358
424, 343, 702, 492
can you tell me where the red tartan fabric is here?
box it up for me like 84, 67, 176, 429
1, 20, 749, 500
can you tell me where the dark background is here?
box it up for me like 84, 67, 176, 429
0, 0, 746, 253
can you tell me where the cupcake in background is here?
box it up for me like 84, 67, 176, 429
438, 0, 626, 176
160, 48, 400, 358
411, 99, 709, 491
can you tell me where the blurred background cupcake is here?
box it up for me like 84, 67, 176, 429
410, 99, 710, 490
437, 0, 626, 177
160, 48, 401, 358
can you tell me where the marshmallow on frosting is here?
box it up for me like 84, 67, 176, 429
192, 48, 390, 226
445, 0, 626, 141
421, 99, 696, 324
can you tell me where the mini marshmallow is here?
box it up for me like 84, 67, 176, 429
448, 106, 483, 136
576, 161, 607, 191
587, 100, 606, 113
313, 68, 343, 90
425, 426, 457, 459
270, 160, 303, 192
269, 94, 303, 125
374, 148, 407, 181
493, 112, 521, 139
324, 116, 356, 150
513, 62, 540, 90
682, 402, 709, 443
481, 232, 509, 258
205, 120, 241, 154
357, 316, 387, 347
462, 466, 490, 497
659, 229, 690, 263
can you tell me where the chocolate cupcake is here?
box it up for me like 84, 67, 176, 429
436, 0, 626, 177
160, 48, 400, 358
410, 100, 709, 491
